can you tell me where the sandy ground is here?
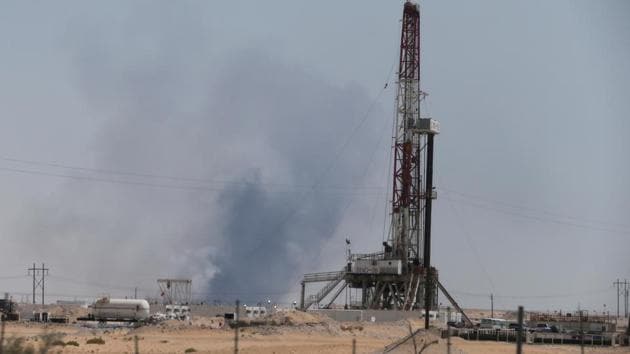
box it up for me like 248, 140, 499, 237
0, 311, 627, 354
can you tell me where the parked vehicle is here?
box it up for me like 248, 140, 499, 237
480, 318, 508, 330
550, 325, 561, 333
508, 322, 528, 331
535, 323, 552, 332
447, 321, 465, 328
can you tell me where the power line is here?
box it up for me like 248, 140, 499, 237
449, 287, 615, 300
440, 187, 630, 231
442, 194, 496, 293
440, 193, 630, 237
48, 275, 142, 293
6, 155, 626, 236
0, 166, 384, 196
47, 274, 305, 298
0, 155, 385, 192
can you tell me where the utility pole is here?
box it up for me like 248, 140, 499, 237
42, 263, 46, 305
578, 304, 584, 354
490, 294, 494, 318
516, 306, 524, 354
624, 279, 629, 318
31, 263, 35, 304
614, 279, 622, 318
27, 263, 49, 305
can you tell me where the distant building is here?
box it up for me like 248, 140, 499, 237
244, 306, 267, 318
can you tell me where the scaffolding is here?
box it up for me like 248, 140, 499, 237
157, 278, 192, 305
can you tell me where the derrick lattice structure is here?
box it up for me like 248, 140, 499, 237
300, 2, 469, 328
391, 1, 424, 266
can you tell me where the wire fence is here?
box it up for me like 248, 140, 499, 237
1, 301, 629, 354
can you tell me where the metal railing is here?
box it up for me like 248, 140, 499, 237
303, 271, 345, 283
350, 252, 384, 261
303, 273, 345, 310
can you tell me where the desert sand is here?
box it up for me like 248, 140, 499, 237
0, 311, 627, 353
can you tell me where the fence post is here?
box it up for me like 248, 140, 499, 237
516, 306, 523, 354
0, 316, 4, 354
352, 338, 356, 354
234, 300, 240, 354
134, 335, 139, 354
0, 293, 7, 354
447, 307, 452, 354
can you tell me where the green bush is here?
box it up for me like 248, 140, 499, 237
184, 348, 197, 353
66, 340, 80, 347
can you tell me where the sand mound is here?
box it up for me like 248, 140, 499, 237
235, 310, 330, 327
271, 310, 329, 325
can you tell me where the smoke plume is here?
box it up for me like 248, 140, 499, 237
2, 2, 384, 303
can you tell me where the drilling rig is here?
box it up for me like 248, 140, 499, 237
300, 1, 471, 329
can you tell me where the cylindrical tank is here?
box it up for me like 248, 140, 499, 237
90, 298, 150, 321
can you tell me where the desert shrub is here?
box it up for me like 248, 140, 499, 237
65, 341, 80, 347
2, 333, 64, 354
86, 337, 106, 345
184, 348, 197, 353
51, 339, 66, 347
2, 337, 35, 354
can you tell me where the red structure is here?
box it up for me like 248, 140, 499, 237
300, 2, 471, 330
391, 1, 424, 267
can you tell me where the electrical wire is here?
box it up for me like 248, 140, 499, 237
440, 187, 630, 231
449, 287, 615, 300
441, 186, 496, 294
440, 192, 630, 237
0, 155, 385, 192
0, 166, 383, 196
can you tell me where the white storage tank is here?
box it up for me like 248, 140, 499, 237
90, 297, 150, 321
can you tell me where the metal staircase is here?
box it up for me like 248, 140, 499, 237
324, 282, 347, 309
302, 271, 346, 310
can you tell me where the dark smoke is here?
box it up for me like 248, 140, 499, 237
202, 51, 383, 301
5, 3, 384, 301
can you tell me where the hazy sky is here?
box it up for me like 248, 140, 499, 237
0, 1, 628, 313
